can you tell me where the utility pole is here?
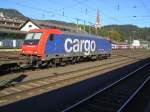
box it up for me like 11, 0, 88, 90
95, 9, 100, 36
89, 25, 91, 34
62, 8, 64, 16
76, 18, 79, 32
88, 22, 92, 34
95, 10, 100, 28
84, 20, 86, 31
129, 36, 132, 49
96, 27, 98, 35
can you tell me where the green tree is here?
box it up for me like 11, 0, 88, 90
110, 31, 121, 41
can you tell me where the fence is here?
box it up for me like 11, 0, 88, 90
0, 39, 24, 48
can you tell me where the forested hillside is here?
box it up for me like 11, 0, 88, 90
80, 24, 150, 42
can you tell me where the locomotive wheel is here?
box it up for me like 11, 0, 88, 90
51, 59, 57, 68
70, 57, 77, 64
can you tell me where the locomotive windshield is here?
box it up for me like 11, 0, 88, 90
23, 32, 42, 45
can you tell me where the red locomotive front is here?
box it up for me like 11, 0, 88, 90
20, 29, 61, 66
21, 32, 42, 55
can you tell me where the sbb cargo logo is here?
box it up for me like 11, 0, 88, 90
64, 38, 96, 55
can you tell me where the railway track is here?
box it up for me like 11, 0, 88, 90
0, 54, 126, 75
0, 54, 116, 75
0, 54, 148, 107
62, 62, 150, 112
0, 50, 149, 76
0, 51, 146, 85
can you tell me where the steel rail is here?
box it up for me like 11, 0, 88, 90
0, 56, 140, 106
62, 62, 150, 112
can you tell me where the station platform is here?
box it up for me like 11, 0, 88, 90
0, 49, 20, 52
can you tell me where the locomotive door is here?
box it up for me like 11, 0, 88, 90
45, 34, 56, 54
54, 34, 63, 54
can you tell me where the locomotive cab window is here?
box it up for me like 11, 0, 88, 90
49, 34, 54, 41
23, 32, 42, 45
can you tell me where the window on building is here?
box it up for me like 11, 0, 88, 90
29, 25, 32, 28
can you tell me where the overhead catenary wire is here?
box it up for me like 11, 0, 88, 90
74, 0, 121, 23
6, 0, 122, 24
5, 0, 87, 22
139, 0, 150, 15
4, 0, 150, 27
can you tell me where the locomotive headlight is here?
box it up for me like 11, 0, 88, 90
34, 51, 37, 54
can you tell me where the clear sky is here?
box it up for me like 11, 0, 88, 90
1, 0, 150, 27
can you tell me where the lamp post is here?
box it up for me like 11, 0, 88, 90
83, 20, 86, 32
88, 22, 97, 35
75, 18, 80, 32
88, 22, 92, 34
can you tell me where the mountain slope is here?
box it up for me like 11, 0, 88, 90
0, 8, 26, 19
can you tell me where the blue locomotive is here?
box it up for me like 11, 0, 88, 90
21, 29, 111, 66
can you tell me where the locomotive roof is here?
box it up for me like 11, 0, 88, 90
29, 28, 106, 39
62, 31, 104, 39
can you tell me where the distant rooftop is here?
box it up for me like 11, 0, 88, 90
0, 8, 87, 33
33, 19, 86, 33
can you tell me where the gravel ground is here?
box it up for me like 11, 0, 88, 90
0, 49, 149, 83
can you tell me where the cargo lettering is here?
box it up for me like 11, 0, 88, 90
64, 38, 96, 55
